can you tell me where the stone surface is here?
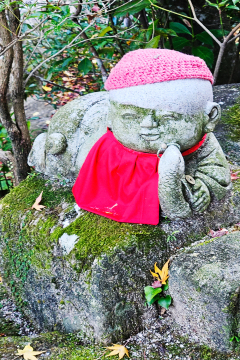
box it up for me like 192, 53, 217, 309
213, 84, 240, 166
169, 232, 240, 352
0, 174, 239, 344
28, 92, 110, 180
24, 96, 56, 138
0, 283, 33, 336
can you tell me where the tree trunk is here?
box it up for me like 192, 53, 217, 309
9, 6, 31, 183
0, 8, 31, 185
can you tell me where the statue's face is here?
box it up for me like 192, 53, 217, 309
110, 102, 208, 153
109, 79, 220, 153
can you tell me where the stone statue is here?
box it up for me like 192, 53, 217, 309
28, 49, 231, 222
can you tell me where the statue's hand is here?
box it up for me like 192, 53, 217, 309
191, 178, 210, 212
158, 144, 192, 219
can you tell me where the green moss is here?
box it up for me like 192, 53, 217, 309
0, 173, 166, 304
222, 97, 240, 141
0, 173, 75, 306
0, 332, 107, 360
195, 238, 215, 247
51, 212, 165, 273
0, 173, 74, 213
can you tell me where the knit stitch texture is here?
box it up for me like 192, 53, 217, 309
104, 49, 214, 90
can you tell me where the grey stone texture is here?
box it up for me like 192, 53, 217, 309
28, 91, 109, 180
169, 232, 240, 352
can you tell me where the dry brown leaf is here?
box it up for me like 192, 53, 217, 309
31, 191, 45, 211
182, 18, 192, 27
160, 307, 166, 315
0, 276, 2, 283
16, 344, 46, 360
106, 344, 129, 359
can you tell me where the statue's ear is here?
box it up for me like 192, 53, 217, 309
203, 101, 221, 133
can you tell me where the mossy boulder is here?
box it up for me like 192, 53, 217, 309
0, 174, 239, 344
169, 231, 240, 352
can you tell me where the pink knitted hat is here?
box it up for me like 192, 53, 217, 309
105, 49, 213, 90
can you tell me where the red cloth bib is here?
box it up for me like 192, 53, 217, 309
72, 130, 207, 225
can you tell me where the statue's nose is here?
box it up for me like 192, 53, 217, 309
140, 113, 158, 128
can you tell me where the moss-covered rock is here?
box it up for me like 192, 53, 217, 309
0, 173, 239, 344
169, 231, 240, 352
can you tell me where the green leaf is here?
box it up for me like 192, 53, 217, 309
78, 58, 92, 75
61, 57, 74, 70
233, 0, 240, 5
114, 0, 157, 17
226, 5, 240, 9
170, 22, 192, 36
98, 26, 112, 37
146, 20, 159, 41
196, 32, 214, 46
172, 37, 190, 51
192, 46, 214, 68
219, 0, 229, 6
155, 28, 177, 37
145, 35, 160, 48
144, 286, 162, 303
162, 282, 169, 291
209, 29, 229, 38
205, 0, 219, 9
158, 295, 172, 309
98, 47, 115, 59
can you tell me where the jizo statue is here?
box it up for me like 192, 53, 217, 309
28, 49, 231, 224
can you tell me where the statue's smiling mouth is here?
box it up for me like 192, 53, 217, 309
140, 134, 160, 141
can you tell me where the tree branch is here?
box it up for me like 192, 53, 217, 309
0, 17, 49, 57
228, 32, 240, 44
71, 0, 108, 82
26, 72, 83, 94
24, 28, 87, 86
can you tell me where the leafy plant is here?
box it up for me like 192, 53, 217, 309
144, 260, 172, 309
230, 335, 240, 342
167, 230, 180, 242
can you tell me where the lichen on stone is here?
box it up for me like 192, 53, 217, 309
222, 97, 240, 141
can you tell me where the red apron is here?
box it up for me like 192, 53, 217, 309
72, 129, 206, 225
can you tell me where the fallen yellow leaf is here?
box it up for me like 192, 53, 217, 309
106, 344, 129, 359
150, 260, 170, 285
42, 85, 51, 91
160, 259, 170, 284
16, 344, 46, 360
31, 191, 46, 211
0, 276, 2, 283
63, 70, 72, 76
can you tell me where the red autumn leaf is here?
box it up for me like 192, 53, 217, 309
152, 280, 162, 288
231, 170, 240, 181
209, 228, 228, 238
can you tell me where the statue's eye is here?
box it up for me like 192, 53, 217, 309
161, 114, 177, 121
122, 113, 137, 120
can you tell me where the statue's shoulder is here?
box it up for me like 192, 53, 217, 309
28, 91, 110, 178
